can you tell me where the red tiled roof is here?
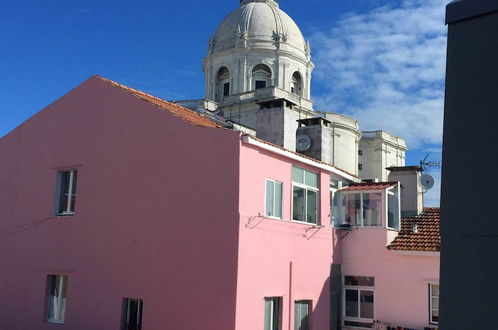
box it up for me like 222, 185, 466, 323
96, 75, 223, 129
339, 182, 398, 191
387, 208, 440, 252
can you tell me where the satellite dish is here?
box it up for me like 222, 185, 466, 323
296, 134, 312, 151
419, 174, 434, 190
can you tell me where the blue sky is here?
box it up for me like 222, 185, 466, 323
0, 0, 447, 205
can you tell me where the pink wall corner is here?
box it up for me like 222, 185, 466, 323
341, 228, 439, 329
234, 143, 334, 330
0, 76, 243, 330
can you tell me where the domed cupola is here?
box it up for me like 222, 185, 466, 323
203, 0, 314, 106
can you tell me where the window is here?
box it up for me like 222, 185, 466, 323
46, 274, 68, 323
358, 164, 363, 171
264, 297, 282, 330
358, 149, 363, 155
223, 82, 230, 96
429, 284, 439, 325
294, 300, 311, 330
122, 298, 143, 330
216, 67, 230, 102
252, 64, 271, 90
344, 276, 374, 328
56, 169, 77, 215
291, 72, 303, 96
292, 167, 319, 224
255, 80, 267, 89
265, 179, 283, 218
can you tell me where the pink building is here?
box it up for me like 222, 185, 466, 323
0, 76, 439, 330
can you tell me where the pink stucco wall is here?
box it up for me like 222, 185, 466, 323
341, 228, 439, 329
235, 143, 339, 330
0, 76, 242, 329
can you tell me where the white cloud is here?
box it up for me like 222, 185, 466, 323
310, 0, 447, 149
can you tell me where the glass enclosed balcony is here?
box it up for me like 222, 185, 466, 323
332, 182, 400, 230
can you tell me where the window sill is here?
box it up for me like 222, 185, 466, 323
47, 319, 65, 324
291, 219, 321, 227
56, 213, 74, 217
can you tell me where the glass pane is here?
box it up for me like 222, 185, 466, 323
362, 193, 381, 226
272, 298, 281, 330
360, 290, 374, 319
345, 289, 359, 317
274, 182, 282, 218
266, 181, 275, 217
431, 309, 439, 323
294, 301, 310, 330
330, 179, 338, 189
264, 299, 272, 330
345, 276, 375, 287
388, 186, 400, 229
305, 170, 318, 188
432, 297, 439, 309
256, 80, 267, 89
58, 172, 70, 214
345, 193, 361, 226
292, 167, 304, 184
293, 187, 305, 222
306, 190, 318, 224
431, 284, 440, 297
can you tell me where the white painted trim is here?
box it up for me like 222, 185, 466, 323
390, 250, 440, 257
242, 135, 360, 182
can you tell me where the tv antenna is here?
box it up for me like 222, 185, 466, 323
419, 154, 440, 172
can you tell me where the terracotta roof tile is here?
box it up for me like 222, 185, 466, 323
387, 208, 440, 252
96, 75, 223, 129
340, 182, 398, 191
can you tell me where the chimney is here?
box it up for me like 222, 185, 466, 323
295, 117, 333, 162
387, 166, 423, 217
256, 98, 298, 151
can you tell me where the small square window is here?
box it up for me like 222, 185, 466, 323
122, 298, 143, 330
46, 274, 68, 323
358, 164, 363, 171
56, 169, 77, 216
358, 150, 363, 155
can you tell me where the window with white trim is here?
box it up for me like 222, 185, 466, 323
56, 169, 77, 215
46, 274, 68, 323
429, 284, 439, 325
340, 192, 382, 227
264, 297, 282, 330
265, 179, 283, 218
292, 167, 319, 224
122, 298, 143, 330
294, 300, 311, 330
387, 185, 400, 230
344, 276, 374, 329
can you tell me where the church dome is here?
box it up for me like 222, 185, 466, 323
211, 0, 308, 55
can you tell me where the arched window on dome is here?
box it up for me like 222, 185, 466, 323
216, 67, 231, 102
291, 71, 303, 97
252, 64, 272, 90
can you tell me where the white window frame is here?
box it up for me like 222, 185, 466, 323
343, 276, 375, 329
56, 169, 77, 216
429, 284, 439, 325
386, 184, 401, 230
46, 274, 68, 324
265, 179, 283, 219
291, 167, 319, 225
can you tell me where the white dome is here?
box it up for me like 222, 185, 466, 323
211, 0, 308, 55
